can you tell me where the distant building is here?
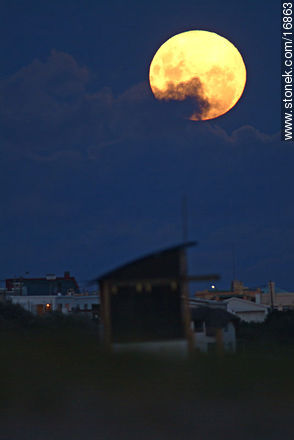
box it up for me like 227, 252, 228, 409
5, 271, 99, 318
225, 297, 269, 323
7, 293, 99, 317
195, 280, 294, 313
6, 272, 79, 296
56, 294, 100, 319
189, 297, 227, 310
190, 307, 238, 352
190, 294, 269, 324
195, 280, 261, 302
258, 282, 294, 310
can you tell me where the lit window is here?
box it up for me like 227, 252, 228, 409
171, 281, 177, 291
145, 283, 152, 292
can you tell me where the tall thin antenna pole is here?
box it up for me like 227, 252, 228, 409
182, 195, 188, 243
232, 242, 237, 280
269, 280, 274, 310
230, 196, 237, 281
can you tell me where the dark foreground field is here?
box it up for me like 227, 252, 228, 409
1, 307, 294, 439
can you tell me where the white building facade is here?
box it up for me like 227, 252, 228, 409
225, 297, 269, 323
7, 293, 100, 317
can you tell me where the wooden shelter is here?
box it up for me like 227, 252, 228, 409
97, 242, 219, 353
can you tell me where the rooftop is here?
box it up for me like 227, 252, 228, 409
96, 241, 197, 282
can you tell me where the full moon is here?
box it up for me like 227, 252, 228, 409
149, 30, 246, 121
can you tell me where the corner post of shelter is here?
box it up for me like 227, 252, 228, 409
216, 328, 224, 356
99, 280, 112, 351
179, 248, 195, 353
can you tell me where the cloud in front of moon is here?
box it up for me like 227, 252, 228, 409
152, 77, 210, 120
149, 30, 247, 121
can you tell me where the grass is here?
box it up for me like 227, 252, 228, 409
1, 307, 294, 439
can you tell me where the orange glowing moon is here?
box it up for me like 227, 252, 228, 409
149, 30, 247, 121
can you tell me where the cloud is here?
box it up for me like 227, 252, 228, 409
0, 50, 90, 154
229, 125, 279, 144
0, 50, 279, 162
0, 50, 89, 119
152, 77, 210, 120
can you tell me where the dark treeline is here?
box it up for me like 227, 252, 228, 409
238, 310, 294, 349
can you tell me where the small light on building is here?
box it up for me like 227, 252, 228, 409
45, 303, 51, 310
211, 285, 216, 289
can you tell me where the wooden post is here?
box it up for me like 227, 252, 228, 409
101, 281, 112, 351
180, 249, 195, 354
216, 328, 224, 356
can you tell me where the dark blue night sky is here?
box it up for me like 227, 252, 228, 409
0, 0, 289, 291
